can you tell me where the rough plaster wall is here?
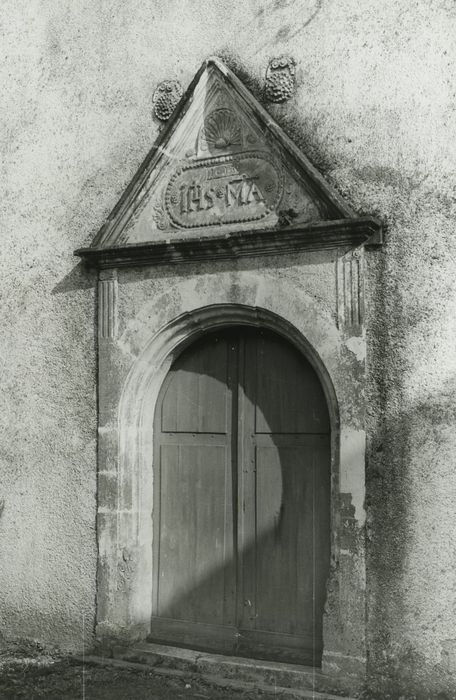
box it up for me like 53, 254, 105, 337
2, 0, 456, 691
1, 2, 101, 650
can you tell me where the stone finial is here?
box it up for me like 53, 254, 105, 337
265, 56, 296, 103
152, 80, 183, 121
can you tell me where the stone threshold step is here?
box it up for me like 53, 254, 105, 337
74, 654, 353, 699
80, 642, 355, 699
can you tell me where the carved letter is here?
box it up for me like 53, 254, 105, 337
187, 184, 203, 212
225, 182, 240, 207
179, 184, 187, 214
204, 187, 215, 210
246, 180, 265, 204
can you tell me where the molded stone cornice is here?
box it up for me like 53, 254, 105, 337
75, 217, 382, 269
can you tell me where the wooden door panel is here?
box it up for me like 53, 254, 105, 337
254, 333, 330, 434
254, 439, 330, 641
239, 330, 330, 663
254, 444, 314, 637
156, 443, 235, 627
161, 336, 229, 433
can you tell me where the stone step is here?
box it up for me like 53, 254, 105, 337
106, 642, 355, 699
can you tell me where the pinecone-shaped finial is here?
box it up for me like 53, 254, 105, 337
265, 56, 296, 103
152, 80, 183, 121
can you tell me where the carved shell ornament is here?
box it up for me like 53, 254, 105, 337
199, 108, 242, 152
265, 56, 296, 103
152, 80, 183, 121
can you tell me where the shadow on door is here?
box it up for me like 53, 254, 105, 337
149, 326, 331, 666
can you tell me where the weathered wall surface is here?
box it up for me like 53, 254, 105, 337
2, 0, 456, 695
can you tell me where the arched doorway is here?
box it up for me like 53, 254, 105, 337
150, 325, 331, 665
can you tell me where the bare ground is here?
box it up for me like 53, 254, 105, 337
0, 641, 297, 699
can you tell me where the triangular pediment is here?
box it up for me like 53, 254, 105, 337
90, 57, 357, 250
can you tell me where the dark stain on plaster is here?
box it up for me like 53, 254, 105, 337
324, 492, 366, 661
364, 226, 448, 697
362, 245, 451, 697
339, 493, 358, 552
365, 640, 456, 699
274, 0, 324, 42
252, 0, 324, 48
216, 49, 264, 99
275, 25, 292, 42
52, 261, 94, 294
115, 548, 136, 596
353, 164, 431, 213
221, 2, 326, 97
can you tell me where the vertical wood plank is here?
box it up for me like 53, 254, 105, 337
255, 332, 329, 433
157, 443, 232, 625
237, 333, 257, 631
161, 336, 229, 433
240, 328, 330, 660
153, 333, 236, 634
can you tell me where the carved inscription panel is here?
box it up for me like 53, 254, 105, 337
165, 152, 282, 229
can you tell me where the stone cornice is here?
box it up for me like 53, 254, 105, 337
75, 217, 382, 269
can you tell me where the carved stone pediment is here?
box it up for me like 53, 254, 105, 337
76, 57, 381, 266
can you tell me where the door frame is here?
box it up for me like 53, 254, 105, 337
96, 300, 367, 681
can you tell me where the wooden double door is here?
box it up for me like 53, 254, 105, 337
151, 326, 330, 665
